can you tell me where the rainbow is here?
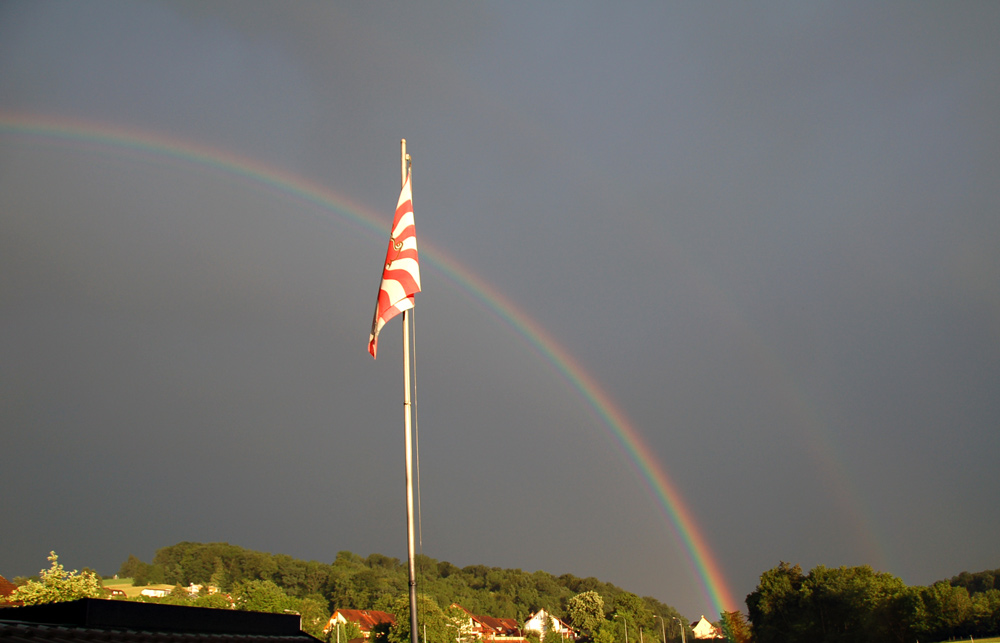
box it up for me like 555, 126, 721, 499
0, 112, 739, 614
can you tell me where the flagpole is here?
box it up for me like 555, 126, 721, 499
400, 138, 420, 643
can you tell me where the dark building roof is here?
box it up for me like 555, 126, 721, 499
0, 598, 321, 643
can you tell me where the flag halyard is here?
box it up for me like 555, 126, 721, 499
369, 170, 421, 358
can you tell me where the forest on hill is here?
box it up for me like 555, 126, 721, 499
117, 542, 1000, 643
118, 541, 683, 626
4, 542, 998, 643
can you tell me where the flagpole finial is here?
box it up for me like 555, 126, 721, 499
401, 139, 407, 186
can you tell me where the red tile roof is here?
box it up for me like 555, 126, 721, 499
0, 575, 18, 598
0, 575, 19, 606
451, 604, 523, 638
333, 609, 397, 632
476, 614, 521, 636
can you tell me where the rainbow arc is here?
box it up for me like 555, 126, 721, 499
0, 112, 739, 615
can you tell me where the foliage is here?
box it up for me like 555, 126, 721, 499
612, 592, 654, 643
803, 564, 907, 643
298, 596, 332, 639
746, 561, 806, 643
112, 540, 696, 643
912, 581, 973, 641
6, 552, 104, 606
749, 562, 915, 643
119, 553, 166, 586
591, 619, 618, 643
118, 556, 144, 584
153, 584, 196, 606
25, 541, 1000, 643
567, 591, 606, 636
328, 618, 363, 643
950, 569, 1000, 595
376, 594, 466, 643
747, 562, 1000, 643
719, 611, 752, 643
210, 557, 230, 592
192, 593, 233, 609
542, 626, 565, 643
116, 542, 671, 626
233, 578, 295, 613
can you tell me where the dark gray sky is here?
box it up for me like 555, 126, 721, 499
2, 1, 998, 619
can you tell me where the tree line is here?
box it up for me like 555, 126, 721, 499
9, 543, 997, 643
742, 561, 1000, 643
114, 542, 689, 642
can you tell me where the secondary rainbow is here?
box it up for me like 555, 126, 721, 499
0, 112, 739, 615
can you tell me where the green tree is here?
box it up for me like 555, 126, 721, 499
148, 565, 167, 585
193, 593, 233, 609
542, 622, 565, 643
118, 555, 144, 581
976, 588, 1000, 635
328, 619, 364, 643
568, 591, 606, 636
119, 554, 157, 586
591, 620, 618, 643
915, 581, 973, 641
298, 596, 332, 639
379, 594, 464, 643
746, 562, 806, 643
951, 569, 999, 595
233, 579, 294, 613
157, 584, 195, 606
210, 557, 230, 592
969, 590, 996, 635
747, 562, 912, 643
612, 592, 653, 643
802, 564, 907, 643
718, 611, 752, 643
7, 552, 104, 606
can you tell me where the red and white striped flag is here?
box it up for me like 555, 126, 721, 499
369, 170, 421, 358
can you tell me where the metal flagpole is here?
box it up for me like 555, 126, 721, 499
400, 138, 419, 643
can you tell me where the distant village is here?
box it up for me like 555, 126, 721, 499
323, 605, 722, 642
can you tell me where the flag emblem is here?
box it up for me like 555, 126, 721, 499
369, 171, 421, 358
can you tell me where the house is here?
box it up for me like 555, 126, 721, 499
689, 616, 721, 639
0, 575, 19, 606
0, 597, 321, 642
324, 609, 397, 640
524, 609, 575, 641
139, 587, 170, 598
451, 604, 526, 642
